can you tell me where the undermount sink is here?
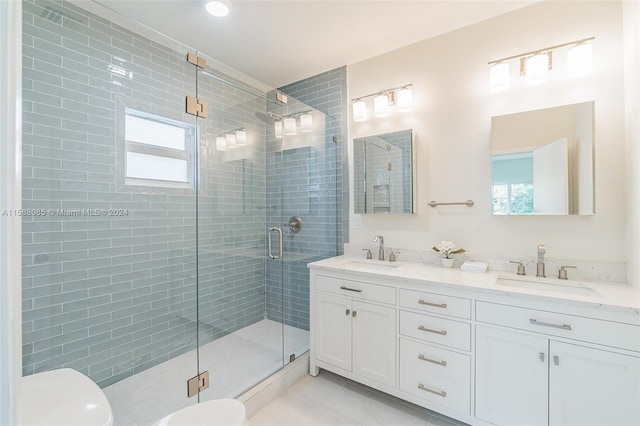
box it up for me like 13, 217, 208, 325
496, 275, 597, 296
342, 260, 400, 272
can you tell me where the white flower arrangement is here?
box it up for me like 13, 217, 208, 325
432, 240, 466, 259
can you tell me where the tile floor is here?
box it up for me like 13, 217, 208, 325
248, 370, 470, 426
104, 319, 309, 426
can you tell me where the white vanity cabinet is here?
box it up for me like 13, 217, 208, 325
312, 275, 396, 388
476, 301, 640, 426
309, 261, 640, 426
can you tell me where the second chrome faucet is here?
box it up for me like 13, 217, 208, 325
537, 244, 546, 278
373, 235, 385, 261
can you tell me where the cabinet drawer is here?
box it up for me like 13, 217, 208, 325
315, 275, 396, 305
476, 301, 640, 352
399, 341, 470, 414
400, 311, 471, 351
399, 338, 469, 381
399, 289, 470, 319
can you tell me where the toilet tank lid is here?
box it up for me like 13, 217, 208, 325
21, 368, 113, 426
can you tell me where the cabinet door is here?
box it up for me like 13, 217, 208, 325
352, 300, 396, 387
315, 293, 352, 371
549, 341, 640, 426
475, 326, 548, 426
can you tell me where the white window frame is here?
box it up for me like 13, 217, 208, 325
120, 107, 196, 189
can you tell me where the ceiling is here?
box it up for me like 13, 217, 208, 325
95, 0, 537, 88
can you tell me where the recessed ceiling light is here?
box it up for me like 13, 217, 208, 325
205, 0, 231, 17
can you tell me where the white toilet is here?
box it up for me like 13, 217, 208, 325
152, 399, 248, 426
20, 368, 113, 426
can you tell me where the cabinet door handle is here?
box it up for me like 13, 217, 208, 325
340, 286, 362, 293
418, 325, 447, 336
418, 384, 447, 398
529, 319, 572, 331
553, 355, 559, 366
345, 309, 350, 316
539, 352, 545, 363
418, 299, 447, 309
418, 354, 447, 367
352, 311, 357, 317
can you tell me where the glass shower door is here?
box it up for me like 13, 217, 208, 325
194, 66, 284, 401
267, 98, 339, 365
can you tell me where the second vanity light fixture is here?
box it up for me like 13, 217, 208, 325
216, 128, 247, 151
273, 110, 313, 138
352, 84, 413, 122
488, 37, 594, 92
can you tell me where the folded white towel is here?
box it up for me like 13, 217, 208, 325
460, 261, 488, 273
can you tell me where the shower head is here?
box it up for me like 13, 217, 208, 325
255, 111, 281, 124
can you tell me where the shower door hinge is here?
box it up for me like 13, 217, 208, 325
187, 370, 210, 398
186, 96, 208, 118
186, 52, 207, 68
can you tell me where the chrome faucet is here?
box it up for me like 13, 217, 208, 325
373, 236, 385, 261
536, 244, 546, 278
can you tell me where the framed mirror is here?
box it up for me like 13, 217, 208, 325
491, 101, 594, 215
354, 129, 414, 214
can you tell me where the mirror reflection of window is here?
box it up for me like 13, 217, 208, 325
491, 153, 534, 214
490, 101, 594, 216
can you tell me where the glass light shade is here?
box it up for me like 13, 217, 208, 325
205, 0, 230, 17
216, 136, 226, 151
352, 100, 367, 122
397, 88, 413, 112
299, 114, 313, 132
489, 63, 510, 92
525, 53, 549, 86
274, 121, 282, 139
284, 117, 296, 135
374, 94, 389, 117
567, 43, 593, 77
235, 130, 247, 146
225, 133, 236, 148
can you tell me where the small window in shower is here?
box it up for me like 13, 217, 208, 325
123, 108, 195, 188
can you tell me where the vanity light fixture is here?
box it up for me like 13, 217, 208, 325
205, 0, 231, 17
352, 100, 367, 122
299, 113, 313, 132
374, 94, 390, 117
216, 136, 227, 151
235, 129, 247, 146
225, 132, 237, 148
351, 84, 413, 122
272, 110, 313, 137
489, 62, 510, 92
567, 42, 593, 77
283, 117, 297, 135
488, 36, 594, 92
524, 52, 550, 86
396, 87, 413, 112
216, 127, 246, 151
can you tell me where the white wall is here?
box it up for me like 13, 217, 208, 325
0, 0, 22, 424
348, 1, 628, 268
623, 0, 640, 284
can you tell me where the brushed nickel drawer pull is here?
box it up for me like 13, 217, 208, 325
418, 354, 447, 366
340, 286, 362, 293
418, 325, 447, 336
529, 319, 572, 331
418, 384, 447, 398
418, 299, 447, 309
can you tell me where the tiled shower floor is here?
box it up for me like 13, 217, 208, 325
104, 319, 309, 426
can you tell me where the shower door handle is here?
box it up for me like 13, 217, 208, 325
267, 227, 283, 260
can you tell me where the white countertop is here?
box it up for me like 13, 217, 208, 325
309, 256, 640, 311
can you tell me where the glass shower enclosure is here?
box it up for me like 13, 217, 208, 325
20, 1, 340, 424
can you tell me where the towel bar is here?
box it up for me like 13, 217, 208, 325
428, 200, 474, 207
